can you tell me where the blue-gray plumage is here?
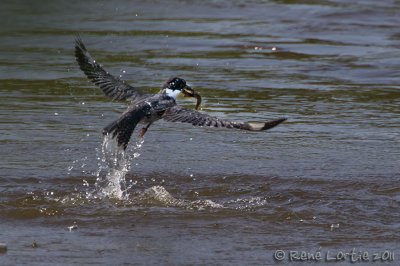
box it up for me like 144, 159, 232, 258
75, 37, 286, 150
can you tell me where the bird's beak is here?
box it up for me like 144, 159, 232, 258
182, 85, 195, 97
182, 85, 202, 110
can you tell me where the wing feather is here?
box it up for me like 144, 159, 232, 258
75, 36, 146, 101
162, 106, 286, 131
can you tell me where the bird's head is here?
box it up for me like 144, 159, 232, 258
162, 77, 202, 109
162, 77, 195, 99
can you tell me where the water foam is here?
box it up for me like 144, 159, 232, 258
94, 135, 143, 199
142, 185, 223, 209
69, 135, 224, 209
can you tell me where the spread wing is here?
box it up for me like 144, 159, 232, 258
162, 106, 286, 131
74, 36, 147, 101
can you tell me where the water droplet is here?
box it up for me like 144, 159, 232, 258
330, 223, 340, 231
54, 112, 59, 116
271, 46, 277, 51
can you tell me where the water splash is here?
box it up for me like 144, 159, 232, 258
67, 156, 88, 176
94, 135, 144, 199
142, 185, 223, 210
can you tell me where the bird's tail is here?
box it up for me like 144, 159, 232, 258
103, 112, 142, 150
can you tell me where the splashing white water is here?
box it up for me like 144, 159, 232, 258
94, 135, 144, 199
142, 185, 223, 209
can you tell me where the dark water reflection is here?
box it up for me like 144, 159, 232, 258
1, 0, 399, 264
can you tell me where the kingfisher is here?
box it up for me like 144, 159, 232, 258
75, 37, 286, 150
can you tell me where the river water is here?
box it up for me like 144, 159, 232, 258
1, 0, 399, 265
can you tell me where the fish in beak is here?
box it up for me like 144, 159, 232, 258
182, 85, 202, 110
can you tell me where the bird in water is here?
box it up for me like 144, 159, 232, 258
75, 37, 286, 150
